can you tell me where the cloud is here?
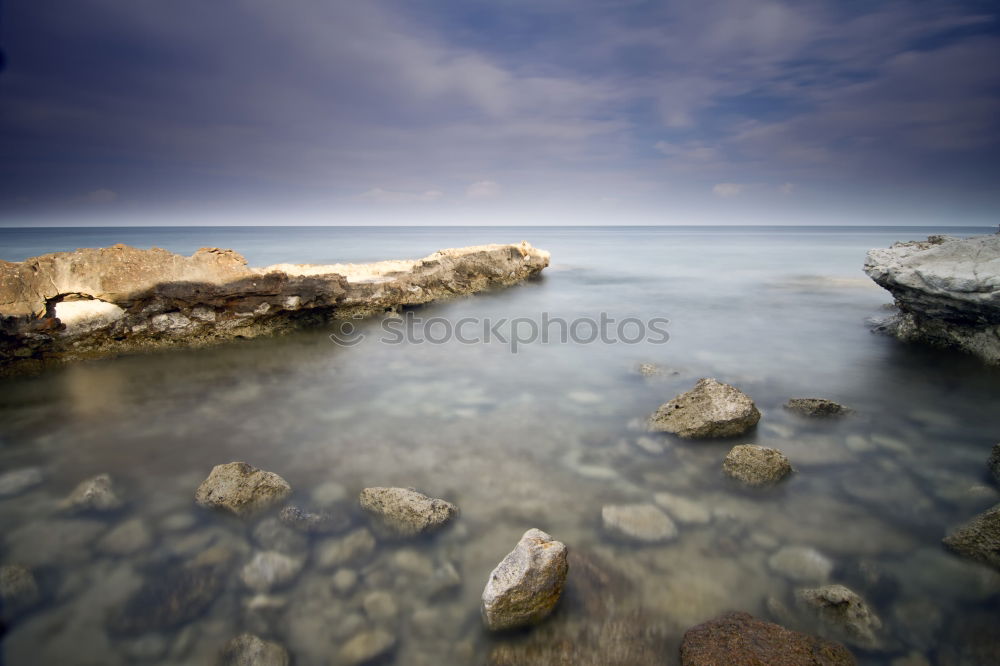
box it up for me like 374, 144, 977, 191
465, 180, 501, 199
358, 188, 444, 204
82, 189, 118, 203
712, 183, 744, 198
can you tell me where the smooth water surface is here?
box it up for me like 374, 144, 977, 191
1, 226, 999, 665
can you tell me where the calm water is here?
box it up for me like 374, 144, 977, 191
1, 226, 999, 665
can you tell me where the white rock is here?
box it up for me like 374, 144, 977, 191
481, 528, 568, 631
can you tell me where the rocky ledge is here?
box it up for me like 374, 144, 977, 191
0, 241, 549, 372
863, 234, 1000, 364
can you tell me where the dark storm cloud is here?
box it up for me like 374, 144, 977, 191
1, 0, 998, 224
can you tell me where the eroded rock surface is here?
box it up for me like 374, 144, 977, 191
359, 487, 458, 537
0, 242, 550, 371
649, 378, 760, 438
723, 445, 793, 487
864, 234, 1000, 364
195, 462, 291, 517
482, 528, 568, 631
680, 611, 856, 665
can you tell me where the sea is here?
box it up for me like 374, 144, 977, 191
1, 225, 998, 664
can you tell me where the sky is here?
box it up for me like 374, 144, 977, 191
1, 0, 999, 226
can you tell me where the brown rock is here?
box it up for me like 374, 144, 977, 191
649, 378, 760, 438
680, 611, 856, 665
723, 445, 793, 487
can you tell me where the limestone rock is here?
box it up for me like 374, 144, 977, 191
240, 551, 304, 592
60, 473, 123, 512
784, 398, 852, 417
649, 378, 760, 438
680, 611, 855, 665
723, 445, 793, 487
796, 584, 883, 650
338, 630, 396, 665
195, 462, 291, 517
864, 234, 1000, 364
942, 503, 1000, 571
482, 528, 568, 631
219, 633, 289, 666
0, 564, 41, 621
602, 504, 678, 543
0, 467, 44, 498
358, 487, 458, 537
768, 546, 834, 583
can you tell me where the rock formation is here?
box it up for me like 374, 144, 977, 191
864, 234, 1000, 363
649, 378, 760, 438
481, 528, 568, 631
0, 242, 550, 372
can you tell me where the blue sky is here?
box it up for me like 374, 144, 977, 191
1, 0, 998, 225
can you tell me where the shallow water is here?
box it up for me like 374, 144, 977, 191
1, 226, 999, 664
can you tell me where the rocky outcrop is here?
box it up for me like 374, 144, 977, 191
0, 242, 550, 372
649, 378, 760, 438
784, 398, 852, 417
358, 487, 458, 537
796, 584, 883, 650
942, 503, 1000, 571
680, 611, 855, 665
195, 462, 291, 517
864, 234, 1000, 364
219, 633, 290, 666
482, 528, 568, 631
723, 445, 793, 487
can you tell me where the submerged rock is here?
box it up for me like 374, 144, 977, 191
653, 491, 711, 524
942, 503, 1000, 571
96, 518, 153, 556
252, 517, 307, 554
768, 546, 834, 583
278, 504, 349, 534
219, 633, 289, 666
60, 473, 123, 512
358, 487, 458, 537
989, 444, 1000, 484
863, 234, 1000, 364
602, 503, 678, 543
0, 467, 44, 498
649, 378, 760, 438
109, 564, 224, 635
316, 527, 376, 569
680, 611, 855, 665
338, 629, 396, 665
481, 528, 568, 631
195, 462, 291, 517
240, 551, 305, 592
784, 398, 852, 417
0, 564, 41, 621
796, 584, 883, 650
723, 444, 793, 487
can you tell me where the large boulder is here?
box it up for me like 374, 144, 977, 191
864, 234, 1000, 364
680, 611, 855, 665
601, 504, 678, 543
195, 462, 291, 517
481, 528, 568, 631
784, 398, 851, 417
723, 445, 793, 487
942, 503, 1000, 571
219, 633, 289, 666
796, 584, 883, 650
59, 473, 123, 512
649, 378, 760, 438
358, 487, 458, 537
